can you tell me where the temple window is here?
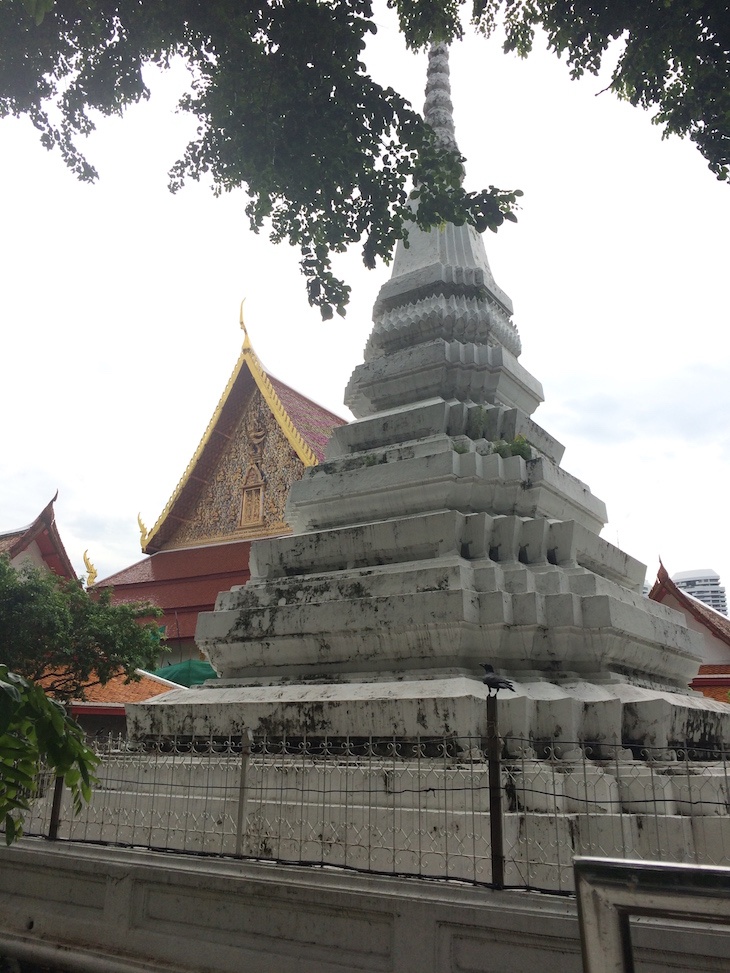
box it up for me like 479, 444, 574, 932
240, 465, 264, 526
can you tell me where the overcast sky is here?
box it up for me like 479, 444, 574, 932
1, 7, 729, 595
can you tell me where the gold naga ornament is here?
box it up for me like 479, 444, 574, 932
83, 550, 98, 588
138, 513, 151, 550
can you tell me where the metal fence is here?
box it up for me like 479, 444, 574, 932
13, 733, 730, 893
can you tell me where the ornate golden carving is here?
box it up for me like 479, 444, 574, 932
240, 464, 265, 526
83, 550, 97, 587
240, 486, 264, 526
161, 522, 292, 550
241, 336, 317, 467
251, 424, 267, 457
166, 390, 303, 548
138, 513, 151, 551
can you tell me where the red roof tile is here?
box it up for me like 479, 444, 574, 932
269, 376, 345, 463
0, 530, 24, 554
95, 542, 253, 644
80, 671, 178, 703
694, 684, 730, 703
98, 541, 252, 588
36, 668, 180, 704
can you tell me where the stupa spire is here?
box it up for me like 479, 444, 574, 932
344, 40, 526, 418
423, 42, 460, 161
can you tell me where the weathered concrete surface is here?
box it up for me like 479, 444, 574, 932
128, 674, 730, 750
194, 543, 698, 686
285, 409, 606, 534
1, 841, 729, 973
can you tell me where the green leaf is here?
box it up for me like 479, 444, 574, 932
0, 692, 17, 737
4, 814, 17, 846
22, 0, 55, 25
0, 765, 35, 787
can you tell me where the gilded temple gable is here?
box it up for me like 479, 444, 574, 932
140, 317, 345, 554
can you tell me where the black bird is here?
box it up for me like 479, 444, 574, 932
481, 664, 515, 696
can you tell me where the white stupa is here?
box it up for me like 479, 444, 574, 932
130, 45, 730, 754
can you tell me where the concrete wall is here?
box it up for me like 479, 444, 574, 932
0, 840, 728, 973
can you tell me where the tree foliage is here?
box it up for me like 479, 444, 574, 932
0, 665, 98, 844
473, 0, 730, 184
0, 556, 163, 702
0, 0, 520, 318
1, 0, 727, 316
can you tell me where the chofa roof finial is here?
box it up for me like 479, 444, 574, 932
240, 298, 251, 349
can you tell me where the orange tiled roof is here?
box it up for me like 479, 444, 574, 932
690, 665, 730, 702
698, 664, 730, 676
78, 671, 178, 704
35, 668, 180, 704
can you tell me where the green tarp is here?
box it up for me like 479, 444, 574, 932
152, 659, 218, 687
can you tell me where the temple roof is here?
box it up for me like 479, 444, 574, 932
98, 542, 252, 588
139, 319, 345, 555
0, 493, 76, 579
95, 541, 253, 640
34, 668, 182, 717
68, 669, 180, 704
649, 560, 730, 647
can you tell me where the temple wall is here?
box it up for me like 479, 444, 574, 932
9, 539, 45, 572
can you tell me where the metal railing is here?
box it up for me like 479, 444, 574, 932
11, 732, 730, 893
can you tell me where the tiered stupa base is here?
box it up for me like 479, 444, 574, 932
129, 401, 730, 752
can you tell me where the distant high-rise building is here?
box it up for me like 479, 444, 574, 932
671, 569, 728, 616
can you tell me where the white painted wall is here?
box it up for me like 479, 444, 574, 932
10, 540, 46, 572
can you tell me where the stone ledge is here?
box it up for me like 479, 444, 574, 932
128, 676, 730, 749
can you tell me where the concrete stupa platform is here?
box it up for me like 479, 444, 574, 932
128, 44, 730, 751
